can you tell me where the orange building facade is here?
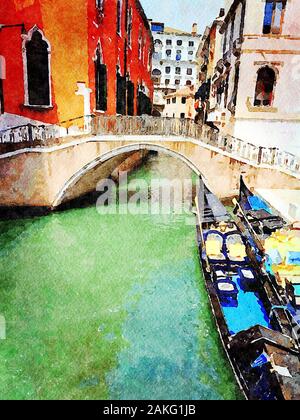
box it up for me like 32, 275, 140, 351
0, 0, 154, 130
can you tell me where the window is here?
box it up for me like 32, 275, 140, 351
189, 41, 194, 47
181, 97, 186, 104
154, 39, 163, 47
166, 49, 172, 57
24, 29, 51, 107
96, 0, 104, 15
152, 69, 162, 77
127, 80, 134, 116
166, 39, 172, 45
167, 98, 171, 104
175, 79, 180, 86
175, 67, 181, 75
138, 29, 143, 60
176, 50, 182, 61
116, 67, 126, 115
165, 79, 170, 85
127, 7, 133, 48
152, 68, 161, 84
263, 0, 286, 34
172, 97, 176, 103
228, 63, 240, 114
143, 37, 147, 64
95, 44, 107, 111
180, 113, 185, 119
177, 40, 182, 46
254, 66, 276, 106
187, 68, 192, 75
117, 0, 122, 34
188, 51, 194, 56
186, 80, 192, 86
153, 52, 162, 60
165, 66, 171, 74
224, 73, 230, 108
151, 22, 164, 32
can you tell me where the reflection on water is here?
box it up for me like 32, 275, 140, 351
0, 153, 241, 400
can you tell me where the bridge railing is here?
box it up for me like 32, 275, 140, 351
1, 115, 300, 177
0, 115, 90, 145
0, 123, 61, 144
91, 115, 300, 176
92, 115, 204, 138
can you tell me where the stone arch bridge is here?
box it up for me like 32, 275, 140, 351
0, 116, 299, 208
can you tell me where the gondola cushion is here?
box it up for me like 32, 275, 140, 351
228, 243, 247, 259
216, 278, 238, 297
240, 269, 255, 280
206, 240, 222, 257
238, 268, 256, 291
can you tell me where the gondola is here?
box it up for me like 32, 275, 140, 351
235, 177, 300, 339
237, 176, 286, 238
195, 178, 300, 401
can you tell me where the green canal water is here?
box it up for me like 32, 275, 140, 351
0, 154, 241, 400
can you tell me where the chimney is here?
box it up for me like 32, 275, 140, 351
192, 23, 198, 36
219, 8, 225, 18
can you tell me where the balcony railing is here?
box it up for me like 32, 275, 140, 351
1, 115, 300, 178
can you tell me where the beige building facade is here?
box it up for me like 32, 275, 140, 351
198, 0, 300, 156
163, 86, 196, 120
150, 21, 201, 116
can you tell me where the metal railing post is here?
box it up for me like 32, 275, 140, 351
28, 124, 33, 143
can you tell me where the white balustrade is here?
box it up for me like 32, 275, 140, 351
1, 115, 299, 177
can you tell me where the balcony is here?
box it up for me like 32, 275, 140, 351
233, 37, 243, 57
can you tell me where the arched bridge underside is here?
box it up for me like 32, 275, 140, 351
0, 136, 300, 208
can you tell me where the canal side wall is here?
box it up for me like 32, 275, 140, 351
0, 136, 300, 208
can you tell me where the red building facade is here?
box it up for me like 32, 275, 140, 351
0, 0, 153, 129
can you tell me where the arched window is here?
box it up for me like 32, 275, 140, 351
151, 69, 161, 85
254, 66, 276, 107
138, 29, 143, 60
127, 7, 133, 48
24, 28, 51, 107
96, 0, 105, 15
117, 0, 122, 35
94, 43, 107, 112
152, 69, 161, 77
143, 37, 146, 65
